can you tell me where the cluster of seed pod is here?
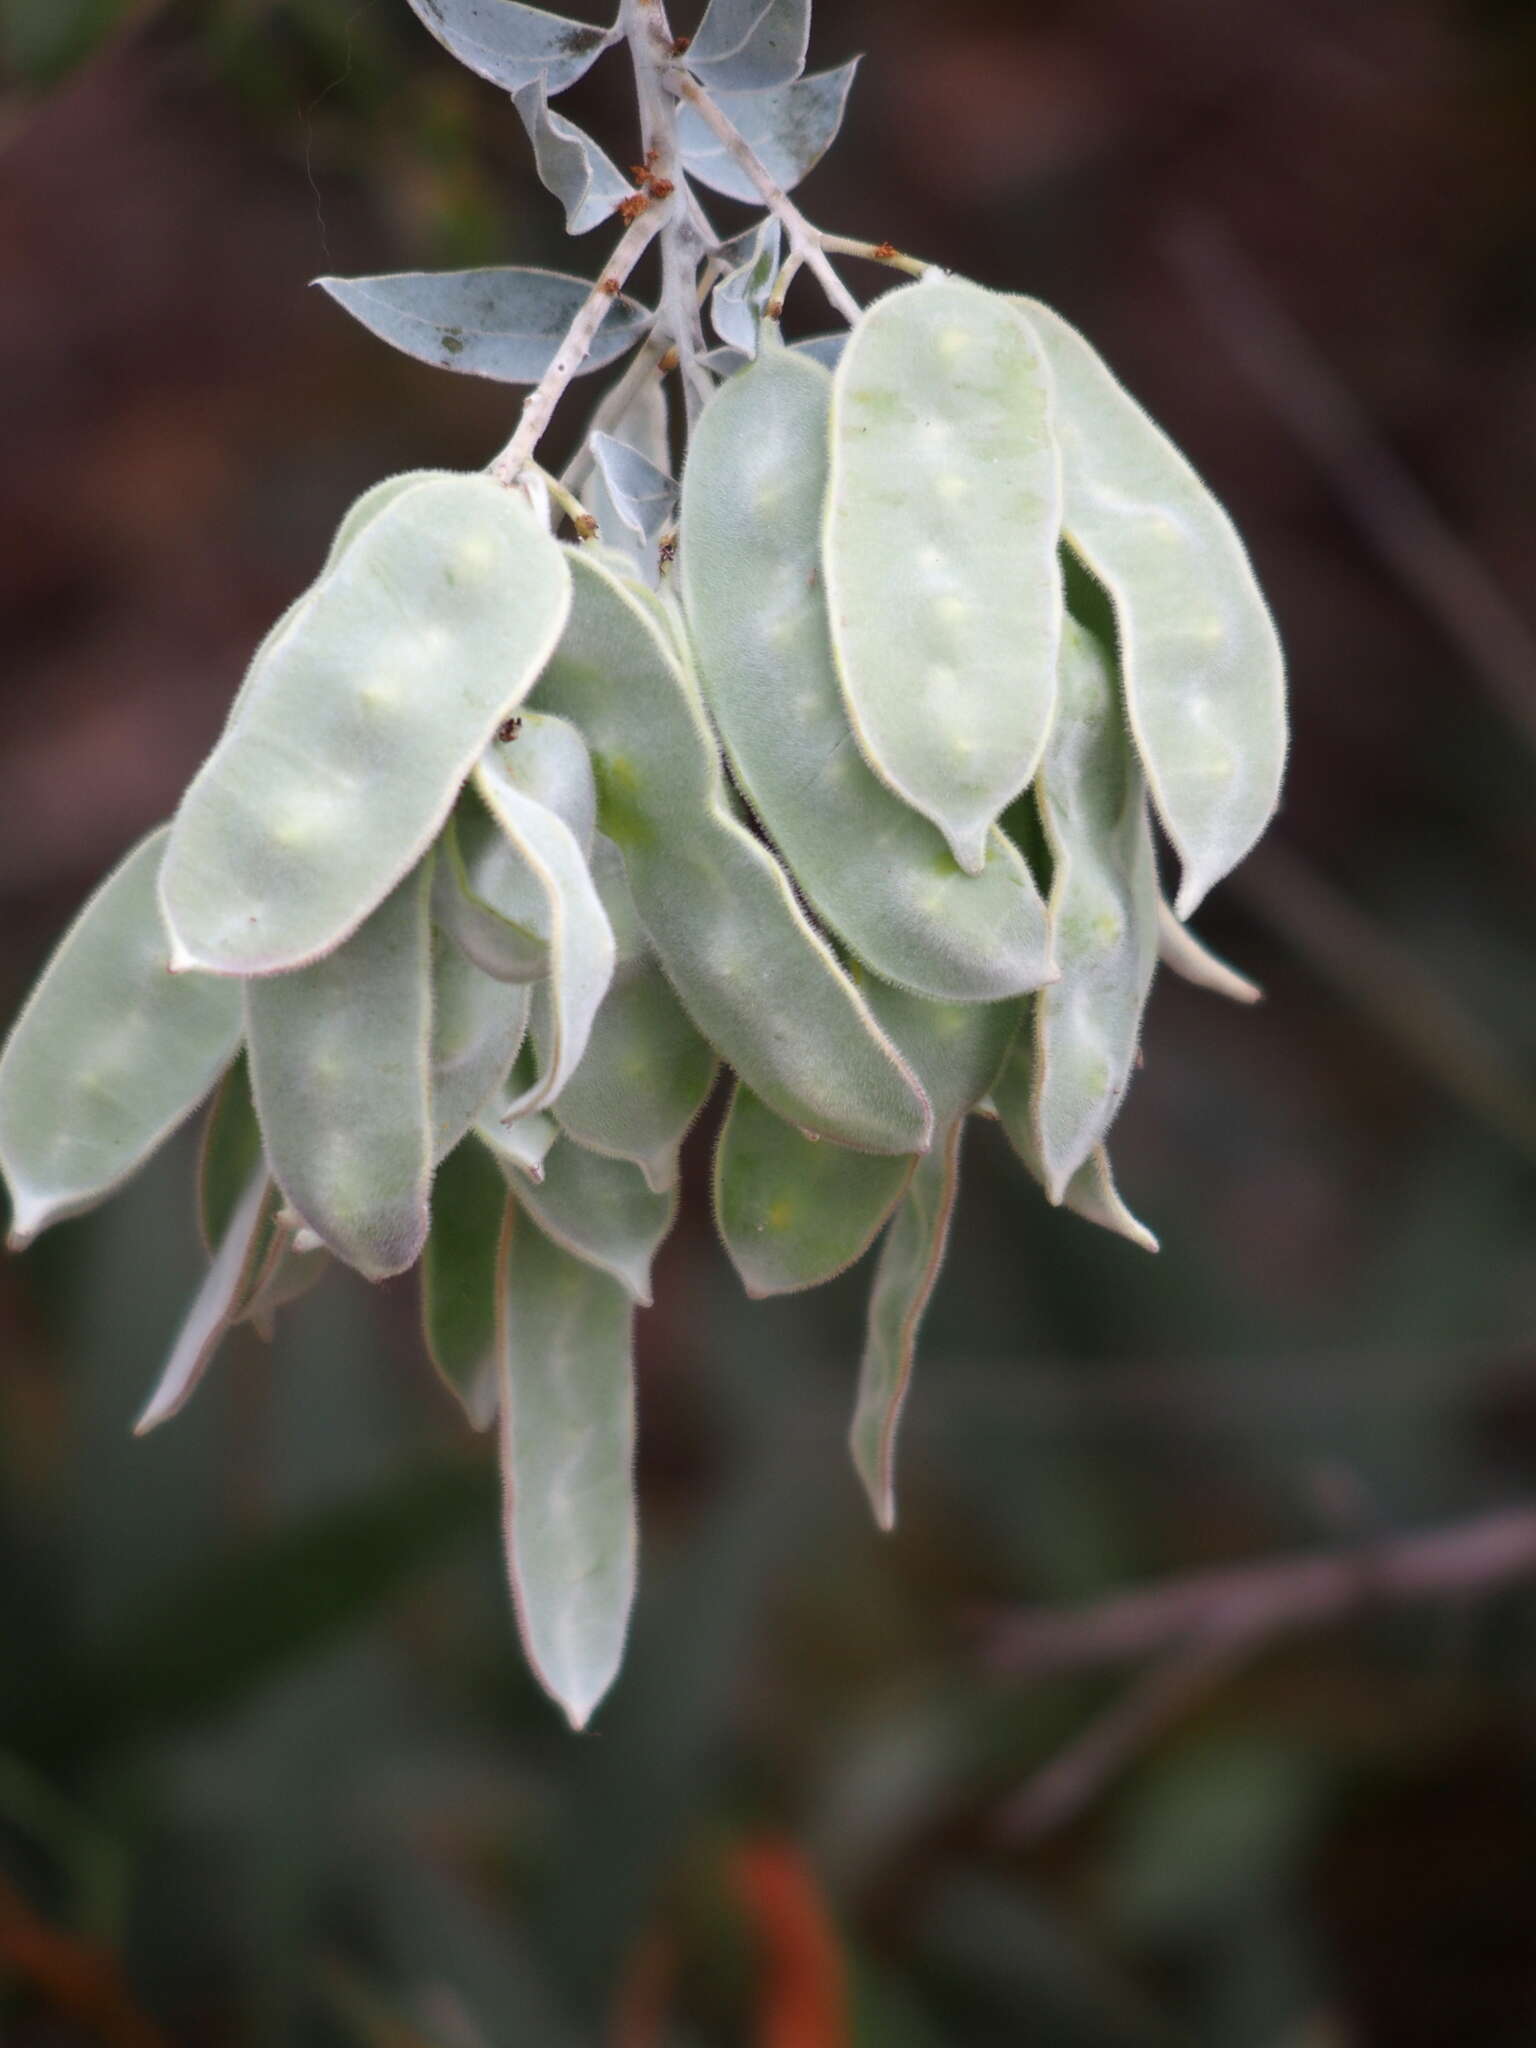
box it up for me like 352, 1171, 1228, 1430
0, 272, 1284, 1726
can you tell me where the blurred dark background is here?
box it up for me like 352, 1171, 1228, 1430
3, 0, 1536, 2041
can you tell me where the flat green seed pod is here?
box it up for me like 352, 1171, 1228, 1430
477, 1109, 560, 1183
859, 975, 1022, 1132
433, 799, 549, 985
497, 1200, 637, 1730
514, 1136, 676, 1306
246, 860, 435, 1280
0, 827, 242, 1249
533, 548, 931, 1155
429, 930, 531, 1164
824, 277, 1063, 874
472, 752, 616, 1124
135, 1169, 272, 1435
842, 980, 1016, 1527
1156, 894, 1262, 1004
549, 957, 716, 1193
850, 1121, 964, 1532
195, 1053, 264, 1258
160, 474, 571, 976
680, 344, 1052, 1002
992, 1018, 1158, 1253
1032, 614, 1159, 1200
1015, 297, 1287, 918
713, 1083, 912, 1299
421, 1137, 506, 1431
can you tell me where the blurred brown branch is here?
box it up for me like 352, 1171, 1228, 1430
0, 1870, 168, 2047
993, 1505, 1536, 1843
989, 1503, 1536, 1682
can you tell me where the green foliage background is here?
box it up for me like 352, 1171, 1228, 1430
2, 0, 1535, 2040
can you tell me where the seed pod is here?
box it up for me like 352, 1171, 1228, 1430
515, 1136, 677, 1306
992, 1014, 1158, 1253
497, 1200, 637, 1731
429, 930, 531, 1164
432, 799, 550, 984
1156, 894, 1262, 1004
713, 1083, 912, 1299
824, 277, 1062, 874
846, 976, 1022, 1527
0, 826, 242, 1248
135, 1170, 273, 1435
161, 474, 571, 976
1015, 296, 1287, 918
1032, 611, 1159, 1200
681, 342, 1052, 1002
246, 859, 435, 1280
472, 746, 616, 1123
195, 1053, 265, 1259
543, 838, 717, 1191
849, 1124, 964, 1532
532, 548, 932, 1155
421, 1136, 506, 1431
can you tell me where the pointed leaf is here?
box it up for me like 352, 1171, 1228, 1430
514, 76, 634, 234
0, 827, 241, 1247
497, 1202, 637, 1729
681, 346, 1051, 1002
421, 1138, 506, 1431
472, 750, 615, 1121
1015, 296, 1288, 917
713, 1083, 910, 1298
402, 0, 618, 96
161, 475, 570, 976
430, 930, 531, 1163
685, 0, 809, 92
709, 217, 782, 356
246, 863, 435, 1280
825, 277, 1062, 873
316, 269, 650, 385
1156, 894, 1262, 1004
589, 431, 677, 575
135, 1170, 272, 1435
1033, 611, 1159, 1198
195, 1053, 264, 1258
992, 1016, 1158, 1252
533, 548, 931, 1154
850, 1121, 964, 1531
677, 61, 858, 202
515, 1137, 676, 1305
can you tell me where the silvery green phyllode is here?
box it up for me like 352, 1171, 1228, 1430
0, 0, 1285, 1728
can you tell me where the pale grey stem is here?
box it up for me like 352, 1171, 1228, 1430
560, 330, 674, 495
667, 68, 862, 326
489, 206, 661, 484
624, 0, 712, 427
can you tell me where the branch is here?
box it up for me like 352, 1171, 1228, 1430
987, 1503, 1536, 1679
489, 205, 662, 485
667, 69, 862, 326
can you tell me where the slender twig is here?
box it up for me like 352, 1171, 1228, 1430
667, 69, 862, 325
820, 233, 931, 279
489, 206, 661, 484
997, 1634, 1254, 1844
624, 0, 712, 426
987, 1503, 1536, 1678
532, 465, 599, 541
1169, 212, 1536, 762
989, 1503, 1536, 1840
